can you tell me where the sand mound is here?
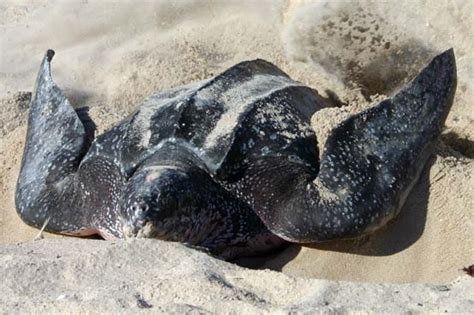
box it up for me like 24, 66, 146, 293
1, 239, 472, 313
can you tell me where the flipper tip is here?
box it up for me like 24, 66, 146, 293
416, 48, 456, 91
444, 47, 454, 55
438, 48, 454, 60
46, 49, 55, 62
434, 48, 455, 68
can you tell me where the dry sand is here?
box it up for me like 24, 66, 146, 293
0, 0, 473, 313
1, 239, 472, 314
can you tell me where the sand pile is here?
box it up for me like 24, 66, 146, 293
0, 0, 473, 312
1, 239, 472, 314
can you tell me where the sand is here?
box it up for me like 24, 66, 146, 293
1, 239, 472, 314
0, 0, 473, 312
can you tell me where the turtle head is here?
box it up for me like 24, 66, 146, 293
120, 163, 206, 240
119, 139, 228, 242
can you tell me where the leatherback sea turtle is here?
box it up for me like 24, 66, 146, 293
16, 49, 456, 258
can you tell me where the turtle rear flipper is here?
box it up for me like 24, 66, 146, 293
253, 49, 457, 242
15, 50, 97, 235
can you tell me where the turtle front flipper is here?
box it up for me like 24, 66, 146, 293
251, 49, 457, 242
15, 50, 97, 235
